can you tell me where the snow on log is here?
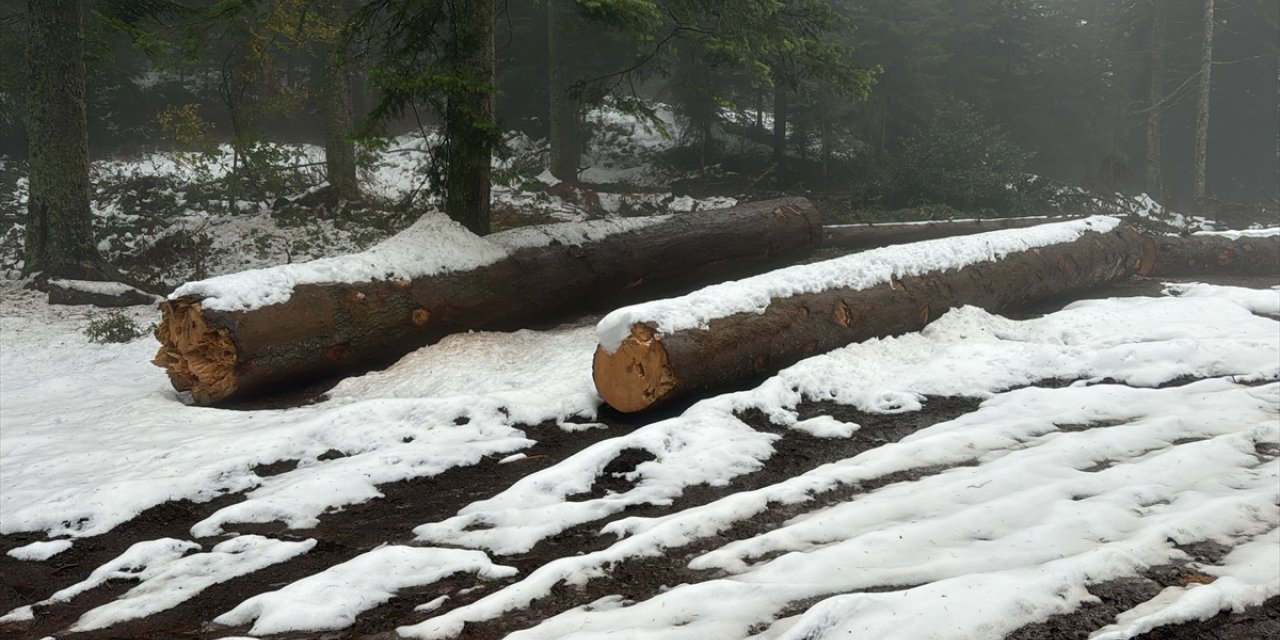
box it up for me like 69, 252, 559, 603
821, 215, 1083, 251
1144, 230, 1279, 277
593, 217, 1155, 413
153, 198, 821, 405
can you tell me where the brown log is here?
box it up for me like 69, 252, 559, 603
153, 198, 822, 405
1144, 233, 1279, 277
593, 223, 1156, 413
822, 216, 1084, 251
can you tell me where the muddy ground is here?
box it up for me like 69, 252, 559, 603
2, 274, 1277, 640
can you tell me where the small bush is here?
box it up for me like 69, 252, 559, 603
85, 312, 147, 344
886, 102, 1030, 213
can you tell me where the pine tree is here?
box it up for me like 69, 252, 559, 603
24, 0, 110, 280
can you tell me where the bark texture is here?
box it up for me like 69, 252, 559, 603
23, 0, 103, 279
1145, 3, 1165, 199
822, 216, 1082, 251
1193, 0, 1214, 211
1145, 233, 1279, 277
547, 0, 582, 183
319, 39, 358, 201
594, 224, 1156, 413
443, 0, 496, 235
154, 198, 822, 405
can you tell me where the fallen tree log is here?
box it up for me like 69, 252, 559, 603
154, 198, 821, 405
593, 217, 1155, 413
1144, 232, 1279, 277
822, 215, 1082, 251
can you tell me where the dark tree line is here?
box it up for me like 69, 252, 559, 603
3, 0, 1277, 282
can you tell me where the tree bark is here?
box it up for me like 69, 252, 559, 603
593, 224, 1156, 413
154, 198, 822, 405
1145, 233, 1279, 277
772, 85, 788, 170
822, 216, 1083, 251
1193, 0, 1214, 211
547, 0, 581, 184
23, 0, 106, 280
1144, 2, 1165, 199
319, 39, 358, 201
443, 0, 496, 235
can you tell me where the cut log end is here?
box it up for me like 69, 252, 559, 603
592, 324, 678, 413
1139, 235, 1158, 276
153, 300, 239, 404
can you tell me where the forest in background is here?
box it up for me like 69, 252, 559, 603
0, 0, 1277, 286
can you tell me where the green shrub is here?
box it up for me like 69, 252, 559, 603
886, 102, 1030, 213
85, 312, 147, 344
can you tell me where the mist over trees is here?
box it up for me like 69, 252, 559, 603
0, 0, 1277, 280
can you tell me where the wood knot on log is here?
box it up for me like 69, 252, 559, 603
411, 308, 431, 327
834, 300, 852, 328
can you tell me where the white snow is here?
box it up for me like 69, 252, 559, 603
6, 539, 73, 561
213, 545, 515, 635
488, 216, 671, 251
170, 213, 508, 310
399, 286, 1278, 639
1193, 227, 1280, 239
596, 215, 1121, 352
3, 210, 1277, 640
70, 535, 315, 632
1, 536, 309, 628
1090, 529, 1280, 639
1163, 282, 1280, 317
47, 279, 152, 298
0, 283, 601, 540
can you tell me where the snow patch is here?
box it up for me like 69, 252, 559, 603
214, 545, 515, 635
171, 213, 508, 311
6, 539, 73, 561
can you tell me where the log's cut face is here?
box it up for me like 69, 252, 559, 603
153, 300, 238, 404
592, 323, 677, 413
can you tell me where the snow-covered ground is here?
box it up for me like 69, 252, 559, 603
0, 104, 739, 284
2, 107, 1277, 638
2, 264, 1277, 637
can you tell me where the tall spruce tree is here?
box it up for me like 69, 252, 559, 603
23, 0, 109, 280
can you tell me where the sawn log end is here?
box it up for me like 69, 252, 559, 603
592, 323, 678, 413
153, 299, 239, 404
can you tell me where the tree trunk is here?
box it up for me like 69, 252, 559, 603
593, 223, 1155, 413
1145, 233, 1279, 277
23, 0, 105, 280
154, 198, 822, 405
772, 85, 788, 170
443, 0, 495, 235
547, 0, 581, 184
1144, 2, 1165, 199
319, 40, 358, 201
822, 216, 1084, 251
1193, 0, 1214, 212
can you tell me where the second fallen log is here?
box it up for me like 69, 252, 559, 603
593, 217, 1155, 413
